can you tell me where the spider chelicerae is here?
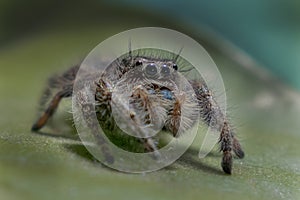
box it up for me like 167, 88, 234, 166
32, 49, 244, 174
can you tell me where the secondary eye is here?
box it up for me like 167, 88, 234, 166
145, 63, 158, 76
135, 60, 143, 66
172, 64, 178, 71
161, 64, 170, 75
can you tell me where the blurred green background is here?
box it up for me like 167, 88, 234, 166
119, 0, 300, 90
0, 1, 299, 200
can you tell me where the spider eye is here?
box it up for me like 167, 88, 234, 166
172, 64, 178, 71
135, 60, 143, 66
161, 64, 170, 75
145, 63, 158, 76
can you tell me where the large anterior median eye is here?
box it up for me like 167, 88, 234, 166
145, 63, 158, 76
161, 64, 170, 76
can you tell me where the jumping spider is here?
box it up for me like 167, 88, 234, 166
32, 49, 244, 174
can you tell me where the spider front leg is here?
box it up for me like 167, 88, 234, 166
96, 80, 160, 158
126, 85, 161, 154
75, 83, 114, 164
32, 65, 79, 131
192, 81, 245, 174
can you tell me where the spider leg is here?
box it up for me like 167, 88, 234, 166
219, 122, 244, 174
31, 65, 79, 131
139, 138, 156, 152
139, 137, 161, 160
232, 135, 245, 158
76, 86, 114, 164
96, 78, 163, 161
219, 121, 233, 174
164, 96, 181, 137
31, 90, 70, 131
164, 88, 199, 138
128, 86, 161, 154
192, 81, 244, 174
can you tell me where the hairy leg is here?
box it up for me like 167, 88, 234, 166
31, 65, 79, 131
164, 96, 181, 137
76, 86, 114, 164
127, 86, 161, 153
192, 81, 244, 174
95, 81, 160, 158
219, 121, 233, 174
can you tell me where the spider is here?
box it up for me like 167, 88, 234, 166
31, 49, 244, 174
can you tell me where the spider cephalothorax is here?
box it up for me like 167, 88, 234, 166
32, 49, 244, 174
